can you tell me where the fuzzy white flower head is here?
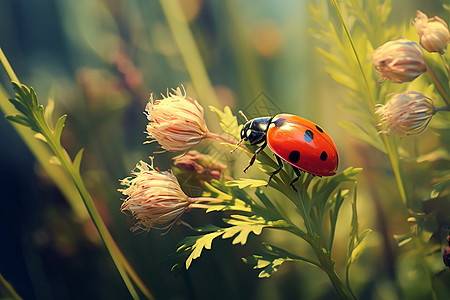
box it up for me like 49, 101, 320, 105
413, 10, 450, 53
371, 39, 426, 83
375, 91, 436, 136
119, 160, 193, 232
145, 86, 209, 151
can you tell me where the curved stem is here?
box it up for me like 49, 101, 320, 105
0, 48, 19, 83
0, 273, 23, 300
159, 0, 222, 131
439, 53, 450, 78
435, 106, 450, 112
427, 67, 450, 106
330, 0, 408, 208
0, 49, 153, 299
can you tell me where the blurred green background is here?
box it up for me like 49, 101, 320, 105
0, 0, 448, 299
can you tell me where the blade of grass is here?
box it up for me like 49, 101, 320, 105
159, 0, 221, 131
329, 0, 408, 207
0, 273, 23, 300
0, 48, 153, 300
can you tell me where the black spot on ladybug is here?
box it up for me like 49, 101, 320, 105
315, 125, 323, 133
320, 151, 328, 161
273, 118, 286, 127
304, 130, 314, 142
288, 150, 300, 163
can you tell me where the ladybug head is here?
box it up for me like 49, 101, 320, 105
230, 116, 272, 155
240, 117, 272, 145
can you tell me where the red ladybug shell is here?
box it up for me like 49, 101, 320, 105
266, 114, 338, 176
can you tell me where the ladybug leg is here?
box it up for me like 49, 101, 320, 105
243, 140, 267, 173
290, 167, 302, 192
266, 155, 283, 186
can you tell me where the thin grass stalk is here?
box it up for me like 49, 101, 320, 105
0, 48, 153, 300
426, 67, 450, 106
0, 273, 23, 300
0, 83, 90, 220
159, 0, 221, 131
439, 53, 450, 79
329, 0, 408, 207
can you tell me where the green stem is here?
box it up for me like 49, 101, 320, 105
427, 67, 450, 106
439, 53, 450, 79
296, 192, 314, 235
381, 135, 407, 206
0, 48, 153, 299
159, 0, 222, 131
0, 273, 23, 300
287, 214, 353, 299
0, 48, 19, 83
330, 0, 408, 207
323, 265, 354, 300
435, 106, 450, 112
345, 264, 358, 300
41, 119, 141, 300
312, 236, 354, 300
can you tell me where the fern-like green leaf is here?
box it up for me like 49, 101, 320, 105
243, 243, 320, 278
53, 114, 67, 142
73, 148, 85, 171
226, 178, 268, 189
209, 105, 242, 139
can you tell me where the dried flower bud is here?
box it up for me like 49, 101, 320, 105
173, 150, 230, 181
371, 39, 426, 83
413, 10, 450, 53
145, 86, 209, 151
119, 160, 193, 231
375, 91, 436, 136
119, 160, 222, 232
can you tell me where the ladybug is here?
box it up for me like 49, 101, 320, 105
233, 113, 338, 189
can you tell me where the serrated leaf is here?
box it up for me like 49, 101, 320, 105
184, 231, 225, 269
34, 133, 48, 143
348, 229, 372, 264
429, 179, 450, 199
49, 156, 62, 165
8, 98, 30, 116
347, 184, 371, 266
244, 244, 319, 278
258, 258, 285, 278
6, 115, 31, 127
53, 114, 67, 142
339, 121, 386, 153
226, 178, 268, 189
209, 105, 242, 139
205, 198, 252, 213
73, 148, 84, 171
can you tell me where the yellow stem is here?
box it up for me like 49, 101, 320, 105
0, 48, 19, 83
159, 0, 222, 131
0, 273, 23, 300
0, 48, 153, 299
427, 67, 449, 106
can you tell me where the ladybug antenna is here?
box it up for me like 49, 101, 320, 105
239, 110, 248, 122
230, 138, 244, 154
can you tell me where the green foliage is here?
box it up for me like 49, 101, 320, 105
209, 105, 242, 140
175, 215, 289, 269
346, 185, 372, 291
170, 106, 365, 299
311, 1, 450, 298
4, 81, 149, 299
243, 243, 320, 278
